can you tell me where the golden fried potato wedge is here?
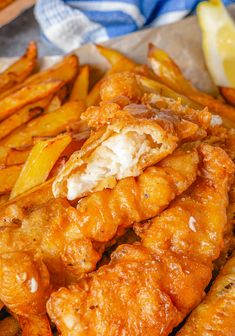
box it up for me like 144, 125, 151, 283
86, 80, 102, 106
69, 65, 89, 101
18, 315, 52, 336
6, 148, 31, 166
0, 80, 63, 122
0, 100, 85, 161
0, 42, 37, 95
86, 45, 138, 106
148, 44, 235, 124
220, 86, 235, 107
0, 96, 52, 140
0, 194, 9, 205
139, 75, 200, 108
0, 316, 20, 336
0, 0, 15, 10
96, 44, 127, 66
177, 253, 235, 335
96, 45, 137, 71
0, 54, 79, 100
45, 95, 61, 113
0, 165, 22, 194
10, 134, 71, 199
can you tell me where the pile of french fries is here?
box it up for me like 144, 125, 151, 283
0, 41, 235, 335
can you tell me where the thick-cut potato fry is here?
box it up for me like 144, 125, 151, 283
86, 80, 102, 106
69, 65, 89, 101
0, 54, 79, 100
0, 194, 9, 205
18, 315, 52, 336
86, 45, 138, 107
0, 316, 20, 336
148, 44, 235, 123
139, 75, 200, 108
45, 95, 61, 113
0, 165, 22, 194
96, 44, 127, 66
6, 148, 31, 166
220, 86, 235, 106
96, 45, 137, 72
0, 80, 63, 122
0, 0, 15, 10
0, 96, 52, 140
0, 101, 86, 163
0, 42, 37, 95
10, 134, 71, 199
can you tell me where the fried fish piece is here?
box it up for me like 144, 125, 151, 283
53, 109, 178, 200
47, 144, 234, 336
0, 251, 51, 316
177, 252, 235, 336
0, 147, 198, 294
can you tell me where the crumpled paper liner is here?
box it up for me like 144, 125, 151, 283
1, 5, 235, 96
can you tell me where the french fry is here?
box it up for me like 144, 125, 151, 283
18, 315, 52, 336
0, 80, 63, 122
86, 80, 102, 106
0, 0, 15, 10
0, 100, 86, 152
0, 54, 79, 100
96, 45, 137, 70
6, 148, 31, 166
0, 165, 22, 194
0, 316, 20, 336
219, 86, 235, 106
0, 42, 37, 95
10, 134, 72, 199
69, 65, 89, 101
148, 43, 235, 123
45, 95, 61, 113
0, 96, 52, 140
138, 75, 200, 108
86, 46, 138, 106
0, 194, 9, 205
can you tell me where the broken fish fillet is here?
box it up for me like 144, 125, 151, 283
53, 110, 178, 200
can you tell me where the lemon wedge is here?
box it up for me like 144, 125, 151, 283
197, 0, 235, 87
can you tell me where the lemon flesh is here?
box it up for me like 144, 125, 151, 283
197, 0, 235, 88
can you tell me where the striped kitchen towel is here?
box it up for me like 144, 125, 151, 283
35, 0, 235, 52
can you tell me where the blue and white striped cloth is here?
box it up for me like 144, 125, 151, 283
35, 0, 235, 52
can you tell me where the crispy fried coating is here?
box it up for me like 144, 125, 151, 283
0, 252, 51, 316
177, 252, 235, 336
0, 147, 199, 294
47, 144, 234, 336
83, 101, 209, 144
53, 109, 178, 200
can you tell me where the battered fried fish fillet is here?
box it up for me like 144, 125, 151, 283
0, 251, 51, 316
0, 147, 199, 316
53, 109, 178, 200
177, 252, 235, 336
47, 144, 234, 336
82, 101, 209, 144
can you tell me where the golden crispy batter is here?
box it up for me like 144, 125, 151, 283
18, 314, 53, 336
177, 252, 235, 336
0, 147, 198, 299
53, 109, 178, 200
0, 251, 51, 316
47, 144, 234, 336
83, 101, 209, 144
